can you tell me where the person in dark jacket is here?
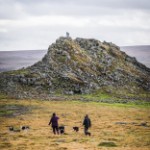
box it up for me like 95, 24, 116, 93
48, 113, 59, 134
83, 114, 91, 136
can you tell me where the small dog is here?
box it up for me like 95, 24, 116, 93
21, 126, 30, 130
9, 126, 14, 131
9, 126, 20, 132
59, 126, 65, 134
73, 126, 79, 132
86, 132, 91, 136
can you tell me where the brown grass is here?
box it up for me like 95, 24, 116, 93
0, 99, 150, 150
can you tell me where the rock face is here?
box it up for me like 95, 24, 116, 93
0, 36, 150, 98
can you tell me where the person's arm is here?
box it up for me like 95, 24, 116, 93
48, 118, 52, 125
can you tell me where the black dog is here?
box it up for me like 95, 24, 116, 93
85, 132, 91, 136
59, 126, 65, 134
9, 126, 14, 131
21, 126, 30, 130
73, 126, 79, 132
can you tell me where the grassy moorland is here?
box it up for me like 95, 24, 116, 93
0, 95, 150, 150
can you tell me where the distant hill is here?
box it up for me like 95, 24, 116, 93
0, 50, 46, 72
121, 45, 150, 68
0, 46, 149, 73
0, 37, 150, 99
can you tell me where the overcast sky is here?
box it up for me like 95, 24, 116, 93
0, 0, 150, 51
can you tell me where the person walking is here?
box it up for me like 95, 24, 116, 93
48, 113, 59, 134
83, 114, 91, 136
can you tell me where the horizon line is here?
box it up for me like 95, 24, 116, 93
0, 44, 150, 52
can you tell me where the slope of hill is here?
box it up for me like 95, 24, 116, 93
0, 36, 150, 99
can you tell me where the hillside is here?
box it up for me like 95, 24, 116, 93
0, 36, 150, 99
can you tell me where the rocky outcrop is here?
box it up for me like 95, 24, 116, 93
0, 36, 150, 99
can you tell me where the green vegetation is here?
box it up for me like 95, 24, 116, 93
0, 93, 8, 99
0, 109, 13, 116
79, 91, 150, 108
3, 68, 29, 75
57, 55, 66, 63
98, 141, 117, 147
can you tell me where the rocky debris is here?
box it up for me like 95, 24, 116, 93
0, 36, 150, 99
115, 122, 127, 125
136, 122, 149, 127
115, 122, 149, 127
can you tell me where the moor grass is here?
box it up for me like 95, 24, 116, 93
0, 98, 150, 150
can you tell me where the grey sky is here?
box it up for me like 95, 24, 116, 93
0, 0, 150, 51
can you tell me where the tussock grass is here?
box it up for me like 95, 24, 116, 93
0, 98, 150, 150
98, 141, 117, 147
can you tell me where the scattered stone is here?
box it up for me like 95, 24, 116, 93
115, 122, 127, 125
140, 122, 147, 127
115, 121, 149, 127
135, 122, 149, 127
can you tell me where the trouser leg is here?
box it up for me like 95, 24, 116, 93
52, 126, 56, 134
52, 126, 59, 134
84, 127, 88, 135
56, 126, 59, 134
